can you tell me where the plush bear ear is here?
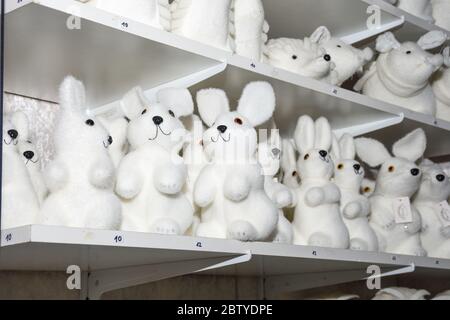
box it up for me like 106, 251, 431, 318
392, 128, 427, 163
376, 32, 401, 53
237, 81, 276, 127
314, 117, 332, 151
294, 115, 315, 155
59, 75, 86, 113
120, 86, 149, 120
355, 137, 391, 167
197, 88, 230, 127
417, 30, 447, 50
339, 134, 356, 160
310, 26, 331, 45
157, 88, 194, 118
11, 111, 30, 141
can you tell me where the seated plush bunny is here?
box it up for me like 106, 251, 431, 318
115, 87, 194, 235
312, 26, 374, 86
40, 76, 122, 230
355, 129, 427, 256
194, 82, 279, 241
395, 0, 434, 22
2, 112, 40, 229
414, 160, 450, 259
372, 287, 430, 300
331, 134, 378, 251
432, 47, 450, 122
354, 31, 446, 115
291, 116, 349, 249
432, 0, 450, 30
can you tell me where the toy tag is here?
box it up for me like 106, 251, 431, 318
436, 201, 450, 227
392, 197, 413, 224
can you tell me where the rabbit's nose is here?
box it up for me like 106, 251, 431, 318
353, 164, 361, 171
411, 168, 420, 176
217, 125, 228, 134
437, 174, 446, 182
319, 150, 328, 158
23, 151, 34, 160
152, 116, 163, 125
108, 136, 113, 145
7, 129, 18, 139
323, 54, 331, 62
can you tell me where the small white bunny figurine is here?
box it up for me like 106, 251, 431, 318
280, 139, 300, 189
372, 287, 430, 300
432, 47, 450, 122
291, 116, 349, 249
414, 160, 450, 259
331, 134, 378, 251
194, 82, 279, 241
354, 31, 446, 115
40, 76, 122, 230
355, 129, 427, 256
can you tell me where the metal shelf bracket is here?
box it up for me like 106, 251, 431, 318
334, 113, 404, 138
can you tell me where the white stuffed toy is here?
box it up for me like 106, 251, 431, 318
414, 160, 450, 259
432, 47, 450, 122
433, 290, 450, 300
291, 116, 349, 249
280, 139, 300, 189
312, 26, 374, 86
355, 129, 427, 256
1, 112, 40, 229
331, 134, 378, 251
432, 0, 450, 30
361, 178, 376, 198
194, 82, 279, 241
354, 31, 446, 116
372, 287, 430, 300
395, 0, 434, 22
115, 87, 194, 235
40, 76, 122, 230
264, 30, 339, 84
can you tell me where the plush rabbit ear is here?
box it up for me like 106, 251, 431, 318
120, 87, 149, 120
59, 75, 86, 113
376, 32, 401, 53
443, 47, 450, 67
330, 134, 341, 162
281, 139, 297, 170
339, 134, 356, 160
237, 81, 276, 127
355, 137, 391, 167
197, 88, 230, 127
11, 111, 30, 141
314, 117, 332, 151
157, 88, 194, 118
392, 128, 427, 162
310, 26, 331, 45
417, 31, 447, 50
294, 115, 315, 155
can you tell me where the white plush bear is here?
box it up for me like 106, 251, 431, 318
40, 76, 122, 230
264, 30, 339, 84
280, 139, 300, 189
311, 26, 374, 86
433, 47, 450, 122
395, 0, 434, 22
372, 287, 430, 300
331, 134, 378, 251
432, 0, 450, 30
194, 82, 279, 241
355, 129, 427, 256
115, 86, 194, 235
291, 116, 349, 249
414, 160, 450, 259
1, 112, 40, 230
354, 31, 446, 116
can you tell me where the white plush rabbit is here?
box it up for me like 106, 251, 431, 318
280, 139, 300, 189
291, 116, 349, 249
115, 86, 194, 235
414, 160, 450, 259
395, 0, 434, 22
361, 178, 376, 198
331, 134, 378, 251
1, 112, 40, 229
194, 82, 279, 241
433, 47, 450, 122
372, 287, 430, 300
355, 129, 427, 256
40, 76, 122, 230
431, 0, 450, 30
354, 31, 446, 115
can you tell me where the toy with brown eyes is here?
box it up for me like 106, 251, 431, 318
355, 129, 427, 256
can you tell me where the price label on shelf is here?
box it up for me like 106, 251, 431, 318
4, 233, 12, 242
114, 235, 124, 244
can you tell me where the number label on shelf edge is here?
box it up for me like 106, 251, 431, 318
5, 233, 12, 242
196, 242, 203, 248
114, 235, 123, 243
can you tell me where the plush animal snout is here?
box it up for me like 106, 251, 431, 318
353, 164, 361, 171
217, 125, 228, 134
7, 129, 18, 139
411, 168, 420, 176
323, 54, 331, 62
319, 150, 328, 158
108, 136, 113, 145
437, 174, 446, 182
272, 148, 281, 157
23, 151, 34, 160
152, 116, 163, 125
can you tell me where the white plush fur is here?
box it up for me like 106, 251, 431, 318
331, 134, 378, 251
194, 82, 278, 241
291, 116, 349, 249
1, 112, 40, 229
414, 160, 450, 259
432, 0, 450, 30
40, 76, 122, 230
116, 86, 194, 235
396, 0, 434, 22
312, 26, 374, 86
433, 47, 450, 122
355, 129, 427, 256
354, 31, 446, 115
433, 290, 450, 300
372, 287, 430, 300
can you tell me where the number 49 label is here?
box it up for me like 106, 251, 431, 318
437, 201, 450, 227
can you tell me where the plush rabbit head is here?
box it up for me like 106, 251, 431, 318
355, 129, 427, 198
197, 82, 276, 162
331, 133, 365, 190
281, 139, 300, 188
258, 131, 282, 177
415, 160, 450, 202
375, 31, 446, 93
125, 87, 194, 152
3, 111, 28, 152
294, 115, 334, 181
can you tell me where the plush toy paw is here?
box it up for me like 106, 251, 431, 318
225, 184, 250, 202
343, 202, 362, 219
89, 164, 114, 189
305, 187, 325, 207
308, 232, 332, 247
156, 179, 184, 195
350, 238, 368, 251
151, 219, 181, 235
273, 233, 290, 244
413, 247, 427, 257
440, 226, 450, 239
116, 178, 141, 200
274, 189, 293, 209
404, 220, 421, 235
228, 221, 258, 242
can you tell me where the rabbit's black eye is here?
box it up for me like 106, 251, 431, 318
304, 154, 310, 160
292, 55, 298, 60
292, 171, 298, 177
388, 166, 395, 173
337, 45, 342, 48
234, 118, 243, 125
85, 119, 95, 126
337, 164, 344, 170
141, 109, 147, 115
406, 51, 412, 55
169, 110, 175, 117
436, 174, 446, 182
364, 187, 371, 193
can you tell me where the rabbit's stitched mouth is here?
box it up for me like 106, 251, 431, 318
3, 138, 18, 146
25, 158, 39, 165
103, 141, 110, 149
354, 168, 363, 176
319, 155, 330, 163
149, 125, 171, 141
211, 133, 231, 143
